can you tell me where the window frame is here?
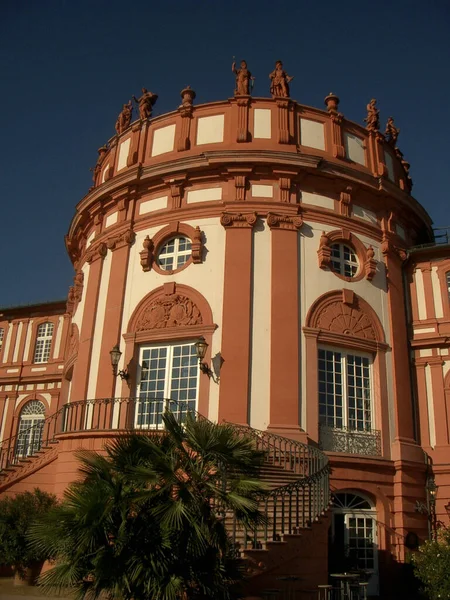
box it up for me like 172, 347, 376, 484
330, 242, 359, 279
33, 322, 54, 364
157, 235, 192, 273
0, 327, 4, 354
135, 341, 200, 429
318, 345, 374, 432
15, 400, 46, 458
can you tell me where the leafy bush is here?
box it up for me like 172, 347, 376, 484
412, 527, 450, 600
0, 488, 58, 574
28, 412, 267, 600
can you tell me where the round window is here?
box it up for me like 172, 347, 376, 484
157, 236, 192, 271
330, 243, 359, 278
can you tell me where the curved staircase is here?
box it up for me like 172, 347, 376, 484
0, 398, 330, 598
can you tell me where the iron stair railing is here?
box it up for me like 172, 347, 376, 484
0, 397, 330, 551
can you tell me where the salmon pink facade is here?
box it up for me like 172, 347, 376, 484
1, 91, 449, 598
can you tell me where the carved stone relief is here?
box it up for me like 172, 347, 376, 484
316, 300, 376, 340
135, 294, 203, 331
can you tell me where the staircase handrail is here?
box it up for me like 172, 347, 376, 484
1, 396, 331, 544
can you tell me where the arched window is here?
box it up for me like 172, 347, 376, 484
330, 491, 378, 593
33, 322, 54, 363
305, 291, 386, 455
447, 271, 450, 301
319, 348, 372, 431
136, 341, 200, 428
0, 327, 4, 353
15, 400, 46, 458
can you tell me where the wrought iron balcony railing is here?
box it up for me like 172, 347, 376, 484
319, 424, 382, 456
0, 397, 331, 552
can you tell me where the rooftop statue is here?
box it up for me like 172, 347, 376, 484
115, 101, 133, 135
232, 59, 254, 96
269, 60, 294, 98
364, 98, 380, 132
385, 116, 400, 146
133, 88, 158, 120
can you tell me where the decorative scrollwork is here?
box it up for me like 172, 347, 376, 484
135, 294, 203, 331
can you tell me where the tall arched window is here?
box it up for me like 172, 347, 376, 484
304, 290, 387, 456
446, 271, 450, 301
33, 322, 54, 363
330, 492, 378, 595
15, 400, 46, 458
0, 327, 4, 354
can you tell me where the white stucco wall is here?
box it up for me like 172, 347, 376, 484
253, 108, 272, 139
117, 138, 131, 171
151, 124, 176, 157
249, 221, 271, 431
299, 222, 393, 433
86, 252, 112, 402
344, 133, 366, 166
116, 217, 226, 419
300, 119, 325, 151
196, 115, 225, 145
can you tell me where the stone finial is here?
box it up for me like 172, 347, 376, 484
384, 116, 400, 146
364, 98, 380, 132
232, 59, 254, 96
269, 60, 294, 98
115, 101, 133, 135
324, 93, 340, 114
180, 86, 196, 107
132, 88, 158, 120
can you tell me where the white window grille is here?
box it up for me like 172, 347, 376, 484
447, 271, 450, 301
318, 348, 372, 431
330, 243, 359, 277
0, 328, 4, 351
331, 492, 378, 591
158, 236, 192, 271
33, 322, 54, 364
136, 342, 199, 428
15, 400, 46, 458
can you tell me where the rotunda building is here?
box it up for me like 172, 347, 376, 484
2, 80, 449, 598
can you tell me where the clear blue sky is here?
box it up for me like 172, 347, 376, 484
1, 0, 449, 306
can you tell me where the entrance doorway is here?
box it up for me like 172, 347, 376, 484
329, 492, 379, 596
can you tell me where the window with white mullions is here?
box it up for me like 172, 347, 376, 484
0, 328, 4, 352
330, 243, 359, 277
318, 348, 372, 431
446, 271, 450, 301
158, 236, 192, 271
15, 400, 46, 458
33, 322, 54, 363
136, 342, 199, 428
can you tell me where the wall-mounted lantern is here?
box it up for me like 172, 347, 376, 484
109, 345, 129, 380
194, 338, 222, 383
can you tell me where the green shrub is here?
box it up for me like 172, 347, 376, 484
412, 527, 450, 600
0, 488, 58, 574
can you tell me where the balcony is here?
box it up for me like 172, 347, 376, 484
319, 424, 382, 456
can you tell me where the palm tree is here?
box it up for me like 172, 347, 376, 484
29, 411, 267, 600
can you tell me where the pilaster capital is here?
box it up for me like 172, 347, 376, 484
267, 212, 303, 230
220, 212, 257, 229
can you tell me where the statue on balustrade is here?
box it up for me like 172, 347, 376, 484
133, 88, 158, 120
269, 60, 294, 98
115, 101, 133, 135
364, 99, 380, 132
232, 59, 254, 96
384, 116, 400, 146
